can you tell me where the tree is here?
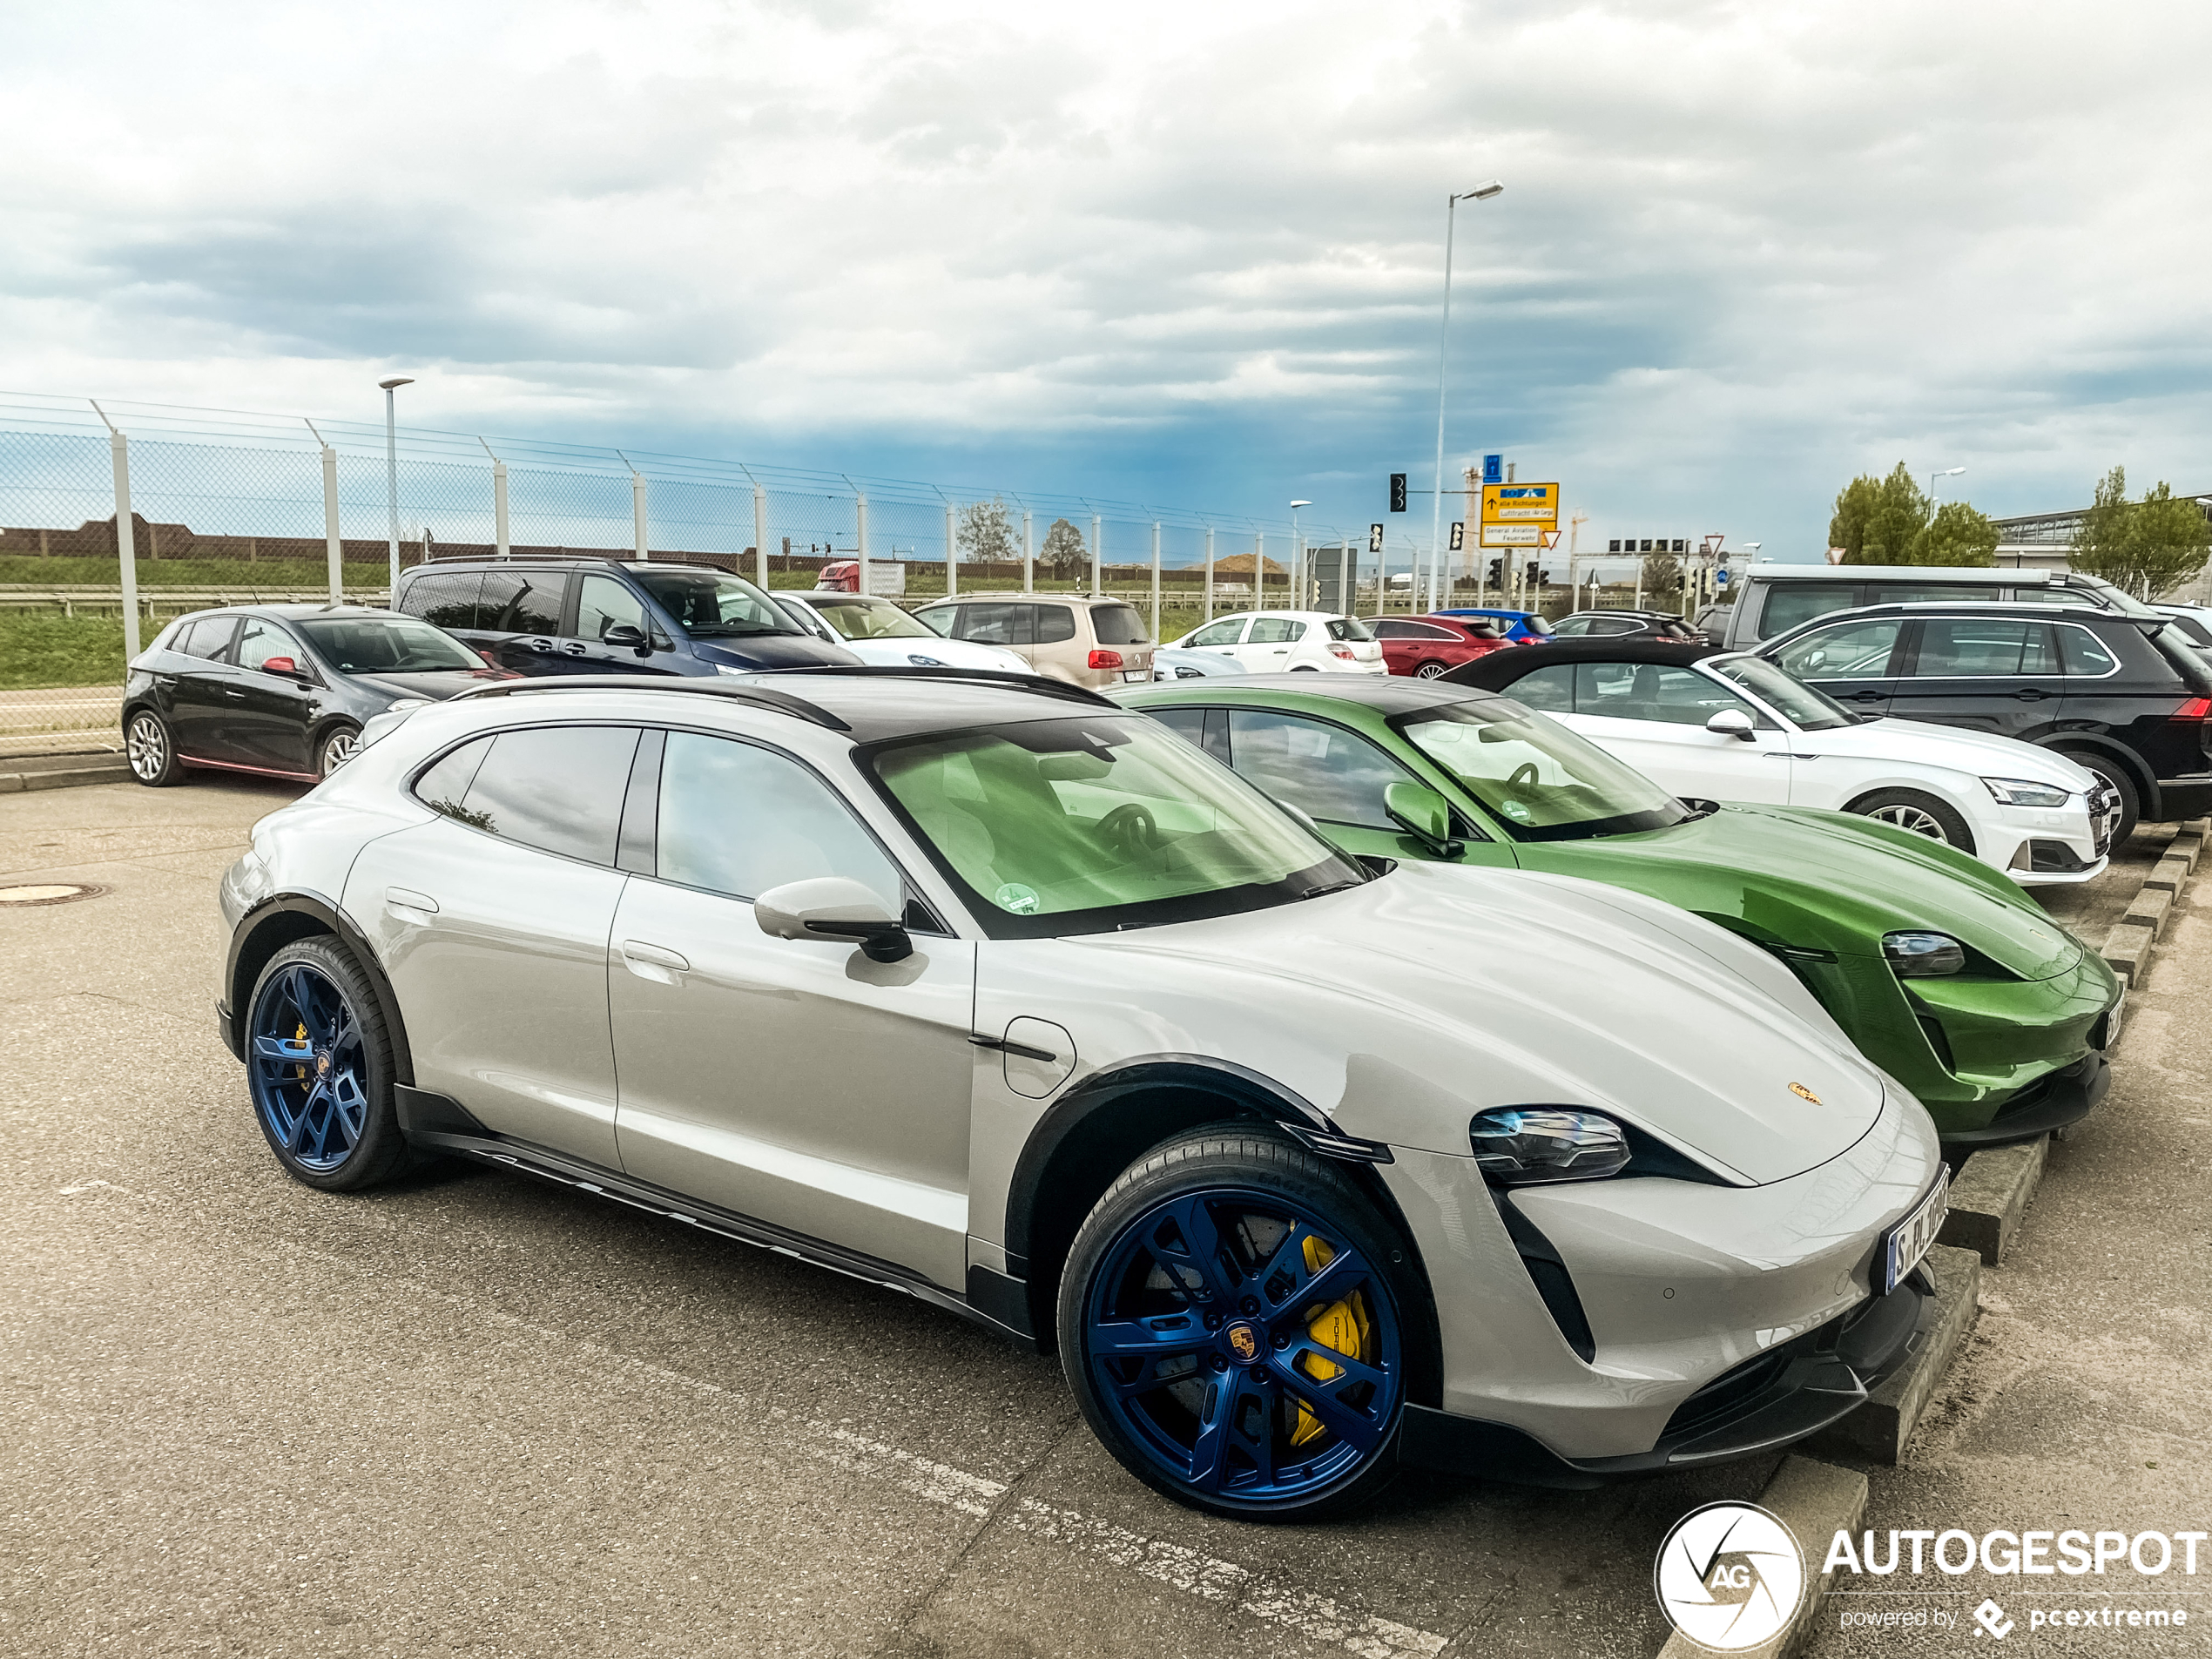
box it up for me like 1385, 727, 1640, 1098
1908, 501, 1998, 567
1040, 516, 1088, 580
956, 497, 1018, 568
1831, 463, 1932, 564
1642, 549, 1683, 610
2068, 467, 2212, 597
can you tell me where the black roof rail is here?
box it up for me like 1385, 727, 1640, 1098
448, 675, 851, 732
755, 664, 1124, 710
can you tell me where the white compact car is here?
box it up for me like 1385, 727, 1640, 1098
218, 671, 1943, 1521
776, 591, 1029, 674
1456, 642, 2116, 885
1168, 610, 1387, 675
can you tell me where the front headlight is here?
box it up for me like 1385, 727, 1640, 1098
1982, 776, 2071, 807
1469, 1109, 1631, 1184
713, 664, 752, 678
1883, 930, 1966, 977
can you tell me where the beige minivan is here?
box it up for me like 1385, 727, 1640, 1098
910, 592, 1156, 689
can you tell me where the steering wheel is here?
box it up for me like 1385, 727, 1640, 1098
1507, 761, 1542, 791
1097, 802, 1160, 856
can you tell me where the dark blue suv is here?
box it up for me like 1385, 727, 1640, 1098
392, 557, 859, 678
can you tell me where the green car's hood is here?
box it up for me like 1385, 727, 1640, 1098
1534, 804, 2082, 980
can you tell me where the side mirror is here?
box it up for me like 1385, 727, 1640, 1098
603, 623, 651, 655
755, 876, 913, 963
261, 656, 300, 678
1705, 708, 1757, 741
1384, 780, 1464, 858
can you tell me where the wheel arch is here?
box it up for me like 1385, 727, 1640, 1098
1002, 1057, 1428, 1360
225, 891, 414, 1085
2037, 734, 2155, 813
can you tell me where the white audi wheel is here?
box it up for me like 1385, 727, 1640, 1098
1849, 790, 1973, 853
1868, 804, 1944, 839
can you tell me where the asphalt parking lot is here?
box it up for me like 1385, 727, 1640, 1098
4, 779, 2209, 1656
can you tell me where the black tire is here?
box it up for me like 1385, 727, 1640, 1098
243, 937, 412, 1191
1056, 1123, 1433, 1522
314, 722, 361, 779
1290, 664, 1321, 672
2054, 748, 2140, 846
1844, 788, 1975, 854
124, 708, 182, 786
1413, 660, 1448, 679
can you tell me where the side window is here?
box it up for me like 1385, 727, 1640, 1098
1589, 617, 1642, 636
2058, 625, 2120, 677
1145, 706, 1211, 748
1547, 617, 1590, 637
1755, 582, 1863, 640
175, 616, 239, 661
1035, 605, 1077, 644
1910, 618, 2055, 678
1225, 709, 1416, 830
574, 573, 649, 643
1185, 618, 1246, 647
414, 737, 493, 818
1869, 583, 1998, 606
479, 570, 568, 635
656, 732, 902, 912
2037, 588, 2101, 609
915, 607, 957, 638
235, 617, 302, 672
400, 572, 482, 630
961, 604, 1035, 646
1773, 617, 1904, 680
430, 725, 640, 863
1575, 663, 1753, 725
1510, 664, 1575, 711
1248, 618, 1304, 644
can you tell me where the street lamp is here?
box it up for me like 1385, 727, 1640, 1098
1928, 466, 1965, 506
1290, 500, 1312, 608
1429, 180, 1504, 615
379, 377, 414, 599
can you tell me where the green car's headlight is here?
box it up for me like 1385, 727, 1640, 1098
1469, 1109, 1631, 1184
1883, 931, 1966, 977
1982, 776, 2071, 807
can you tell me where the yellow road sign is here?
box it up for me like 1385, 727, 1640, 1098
1480, 482, 1560, 526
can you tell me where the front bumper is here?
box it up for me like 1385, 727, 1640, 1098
1402, 1268, 1930, 1485
1939, 1051, 2111, 1150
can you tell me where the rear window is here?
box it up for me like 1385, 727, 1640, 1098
1089, 604, 1150, 646
1325, 617, 1373, 643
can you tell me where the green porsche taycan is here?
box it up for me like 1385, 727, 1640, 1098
1119, 675, 2118, 1148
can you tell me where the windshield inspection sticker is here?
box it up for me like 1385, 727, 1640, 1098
995, 882, 1040, 915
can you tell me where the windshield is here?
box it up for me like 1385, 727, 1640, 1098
1396, 698, 1687, 841
870, 715, 1365, 937
631, 568, 797, 637
806, 597, 934, 640
1710, 656, 1858, 731
294, 617, 481, 674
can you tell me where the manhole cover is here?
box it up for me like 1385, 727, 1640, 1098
0, 883, 105, 907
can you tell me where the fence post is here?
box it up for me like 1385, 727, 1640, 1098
494, 463, 510, 559
754, 485, 768, 591
855, 494, 868, 572
945, 502, 958, 598
1090, 513, 1102, 594
1204, 527, 1215, 622
1023, 510, 1035, 593
322, 447, 344, 603
1150, 522, 1161, 641
632, 470, 650, 563
106, 423, 142, 660
1254, 531, 1264, 609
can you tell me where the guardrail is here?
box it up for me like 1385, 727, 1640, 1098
0, 584, 389, 615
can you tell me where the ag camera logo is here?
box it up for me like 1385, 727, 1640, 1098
1655, 1502, 1807, 1652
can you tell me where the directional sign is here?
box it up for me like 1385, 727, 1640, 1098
1368, 523, 1385, 553
1479, 523, 1544, 547
1482, 454, 1504, 486
1480, 482, 1560, 546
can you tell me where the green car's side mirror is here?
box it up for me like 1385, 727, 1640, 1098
1385, 781, 1463, 858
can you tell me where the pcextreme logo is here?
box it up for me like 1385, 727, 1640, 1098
1655, 1502, 1807, 1652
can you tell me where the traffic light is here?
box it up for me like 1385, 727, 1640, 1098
1486, 558, 1503, 587
1389, 473, 1408, 512
1525, 560, 1541, 587
1448, 521, 1464, 550
1368, 523, 1384, 553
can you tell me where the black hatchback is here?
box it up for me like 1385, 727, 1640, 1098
391, 557, 859, 678
121, 605, 516, 786
1759, 601, 2212, 840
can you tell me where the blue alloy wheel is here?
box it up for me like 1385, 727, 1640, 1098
1082, 1186, 1404, 1504
248, 961, 370, 1171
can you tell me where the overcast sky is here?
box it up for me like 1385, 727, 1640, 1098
4, 0, 2209, 560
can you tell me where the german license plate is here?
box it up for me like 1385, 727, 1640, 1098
1122, 671, 1150, 682
1881, 1167, 1948, 1294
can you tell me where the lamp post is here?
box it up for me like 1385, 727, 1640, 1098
1928, 466, 1965, 506
379, 377, 414, 599
1289, 500, 1312, 610
1428, 181, 1503, 615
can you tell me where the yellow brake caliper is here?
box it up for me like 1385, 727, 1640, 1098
294, 1021, 310, 1081
1289, 1234, 1373, 1448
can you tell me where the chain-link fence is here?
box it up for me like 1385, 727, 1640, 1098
0, 389, 1514, 757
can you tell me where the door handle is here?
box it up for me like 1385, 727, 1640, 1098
2012, 688, 2052, 701
621, 940, 690, 983
385, 886, 438, 916
522, 637, 556, 652
559, 642, 588, 656
1841, 691, 1886, 702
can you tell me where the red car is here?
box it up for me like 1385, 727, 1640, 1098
1370, 614, 1516, 678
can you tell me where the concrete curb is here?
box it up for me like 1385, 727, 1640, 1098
0, 756, 132, 792
1939, 1136, 2047, 1265
2101, 819, 2207, 990
1656, 1454, 1868, 1659
1804, 1244, 1980, 1465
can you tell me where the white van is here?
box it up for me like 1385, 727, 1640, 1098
1714, 563, 2166, 650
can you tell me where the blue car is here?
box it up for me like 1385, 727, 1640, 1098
1431, 607, 1555, 643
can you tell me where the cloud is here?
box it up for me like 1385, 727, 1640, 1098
2, 0, 2209, 557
